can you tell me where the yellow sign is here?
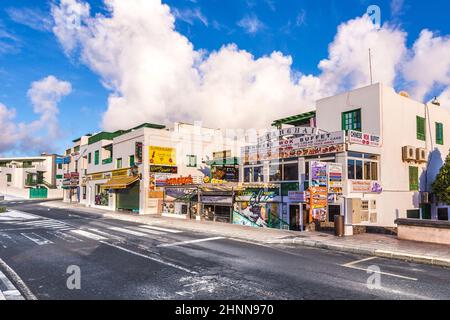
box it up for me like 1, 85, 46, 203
112, 168, 129, 177
149, 146, 176, 166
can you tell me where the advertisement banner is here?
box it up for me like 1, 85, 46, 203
350, 180, 383, 193
288, 191, 305, 202
328, 163, 343, 194
150, 165, 178, 174
309, 161, 328, 188
149, 146, 176, 166
348, 130, 381, 147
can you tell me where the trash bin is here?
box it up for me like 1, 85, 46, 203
334, 215, 344, 237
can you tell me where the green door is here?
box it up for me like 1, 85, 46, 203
116, 182, 140, 212
29, 188, 48, 199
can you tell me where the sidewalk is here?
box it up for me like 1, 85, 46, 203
41, 200, 450, 268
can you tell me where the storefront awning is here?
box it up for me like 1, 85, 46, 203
102, 176, 139, 190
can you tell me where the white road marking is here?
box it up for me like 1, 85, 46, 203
129, 227, 165, 235
100, 241, 197, 274
20, 233, 53, 245
341, 256, 418, 281
46, 230, 83, 243
158, 236, 225, 248
108, 226, 148, 237
70, 229, 107, 241
87, 228, 124, 241
139, 225, 182, 234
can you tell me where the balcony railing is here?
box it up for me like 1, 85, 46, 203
102, 158, 113, 165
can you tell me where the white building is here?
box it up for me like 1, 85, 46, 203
68, 122, 242, 215
241, 83, 450, 234
0, 154, 64, 199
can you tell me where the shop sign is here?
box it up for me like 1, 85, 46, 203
328, 163, 343, 194
348, 130, 381, 147
201, 196, 233, 205
288, 191, 305, 202
63, 173, 71, 179
310, 161, 328, 188
149, 146, 176, 166
213, 150, 231, 159
135, 142, 143, 164
350, 180, 383, 193
309, 186, 328, 222
257, 126, 317, 143
90, 173, 104, 180
166, 175, 194, 186
112, 168, 129, 177
235, 189, 279, 203
150, 165, 178, 174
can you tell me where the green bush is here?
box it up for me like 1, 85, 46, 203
0, 207, 6, 213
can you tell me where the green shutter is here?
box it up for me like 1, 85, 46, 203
130, 155, 135, 167
436, 122, 444, 145
88, 153, 92, 164
409, 166, 419, 191
94, 150, 99, 165
416, 116, 425, 141
342, 109, 361, 132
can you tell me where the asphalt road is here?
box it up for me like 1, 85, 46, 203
0, 200, 449, 300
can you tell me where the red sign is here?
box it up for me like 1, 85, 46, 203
166, 175, 194, 186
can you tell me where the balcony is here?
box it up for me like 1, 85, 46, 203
102, 158, 113, 165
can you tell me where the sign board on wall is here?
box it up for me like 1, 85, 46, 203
309, 161, 328, 188
150, 165, 178, 174
149, 146, 176, 166
328, 163, 343, 194
257, 126, 318, 143
350, 180, 383, 193
348, 130, 381, 147
135, 142, 143, 164
288, 191, 305, 202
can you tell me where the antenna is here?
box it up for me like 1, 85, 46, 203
369, 48, 373, 85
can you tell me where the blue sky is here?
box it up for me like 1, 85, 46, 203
0, 0, 449, 156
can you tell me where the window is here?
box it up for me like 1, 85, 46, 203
94, 150, 99, 165
342, 109, 362, 132
436, 122, 444, 145
88, 153, 92, 164
57, 163, 62, 170
438, 208, 449, 221
74, 146, 80, 152
283, 162, 298, 181
116, 158, 122, 169
407, 209, 420, 219
416, 116, 425, 141
253, 166, 263, 182
244, 167, 251, 182
186, 155, 197, 167
409, 166, 419, 191
129, 155, 135, 167
348, 153, 379, 181
6, 174, 12, 182
269, 163, 282, 182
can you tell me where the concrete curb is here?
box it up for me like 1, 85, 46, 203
266, 238, 450, 268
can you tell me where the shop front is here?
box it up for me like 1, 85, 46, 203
102, 167, 141, 213
200, 185, 236, 223
163, 185, 198, 219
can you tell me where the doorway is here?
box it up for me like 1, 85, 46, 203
289, 204, 302, 231
328, 205, 341, 222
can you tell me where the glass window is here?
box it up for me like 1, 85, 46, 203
347, 160, 355, 179
94, 150, 99, 165
116, 158, 122, 169
186, 155, 197, 167
436, 122, 444, 145
6, 174, 12, 182
243, 167, 252, 182
283, 162, 298, 181
355, 160, 363, 180
253, 166, 263, 182
370, 162, 378, 180
416, 116, 426, 141
364, 161, 371, 180
269, 163, 282, 182
129, 155, 135, 167
342, 109, 362, 132
57, 163, 62, 170
88, 153, 91, 164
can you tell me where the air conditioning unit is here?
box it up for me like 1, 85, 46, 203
420, 192, 430, 204
416, 148, 427, 163
402, 146, 415, 161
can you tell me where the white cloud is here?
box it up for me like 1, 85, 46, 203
237, 14, 264, 34
0, 22, 20, 55
6, 7, 53, 32
0, 76, 72, 155
402, 30, 450, 102
172, 7, 208, 26
50, 0, 450, 133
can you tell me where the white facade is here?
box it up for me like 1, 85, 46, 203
316, 83, 450, 229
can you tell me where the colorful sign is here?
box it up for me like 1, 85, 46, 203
135, 142, 143, 164
309, 186, 328, 222
348, 130, 381, 147
328, 163, 343, 194
166, 175, 194, 186
288, 191, 305, 202
150, 165, 178, 174
257, 126, 318, 143
149, 146, 176, 166
309, 161, 328, 188
350, 180, 383, 193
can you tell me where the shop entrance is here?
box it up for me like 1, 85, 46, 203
328, 205, 341, 222
116, 181, 140, 212
289, 205, 302, 231
202, 205, 232, 223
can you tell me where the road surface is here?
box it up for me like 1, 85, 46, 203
0, 200, 449, 300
